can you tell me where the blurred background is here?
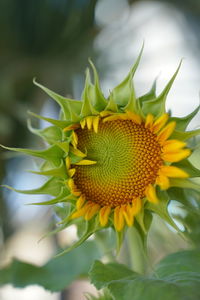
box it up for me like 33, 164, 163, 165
0, 0, 200, 299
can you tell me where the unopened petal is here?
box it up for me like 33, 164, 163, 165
93, 116, 100, 133
145, 184, 159, 203
156, 174, 170, 190
157, 121, 176, 143
123, 205, 134, 227
85, 203, 100, 220
114, 206, 125, 231
99, 206, 111, 226
75, 159, 97, 165
152, 113, 169, 133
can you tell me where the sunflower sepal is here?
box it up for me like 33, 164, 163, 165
170, 105, 200, 131
33, 79, 82, 121
135, 208, 153, 235
142, 60, 182, 117
146, 190, 181, 232
54, 216, 102, 257
173, 158, 200, 178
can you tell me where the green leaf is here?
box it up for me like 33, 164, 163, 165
105, 93, 119, 112
81, 69, 99, 117
27, 120, 62, 144
169, 178, 200, 192
90, 250, 200, 300
0, 144, 64, 167
56, 216, 102, 257
2, 177, 65, 197
28, 160, 67, 178
111, 44, 144, 109
89, 261, 136, 290
170, 105, 200, 131
142, 61, 182, 117
0, 241, 101, 292
173, 158, 200, 177
88, 59, 107, 111
139, 78, 157, 105
34, 79, 82, 121
146, 190, 180, 231
28, 111, 71, 129
171, 128, 200, 141
29, 186, 71, 205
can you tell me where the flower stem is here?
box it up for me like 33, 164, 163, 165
127, 226, 148, 274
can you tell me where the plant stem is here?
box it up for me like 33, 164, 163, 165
127, 226, 148, 274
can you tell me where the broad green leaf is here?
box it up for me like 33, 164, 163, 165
0, 241, 101, 292
90, 250, 200, 300
89, 261, 136, 290
142, 61, 182, 117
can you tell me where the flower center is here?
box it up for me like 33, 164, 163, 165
73, 119, 163, 207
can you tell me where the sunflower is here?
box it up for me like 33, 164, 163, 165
66, 110, 190, 231
2, 48, 200, 251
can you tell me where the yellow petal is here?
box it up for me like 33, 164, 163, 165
99, 206, 111, 226
68, 178, 75, 190
70, 147, 86, 158
72, 131, 78, 148
99, 110, 114, 117
67, 178, 81, 196
75, 159, 97, 165
86, 116, 93, 130
157, 122, 176, 143
145, 184, 159, 203
126, 111, 142, 124
114, 206, 125, 231
103, 115, 121, 122
156, 174, 170, 190
76, 195, 85, 209
163, 140, 186, 152
65, 157, 71, 169
68, 168, 76, 177
152, 113, 169, 133
63, 123, 79, 132
145, 114, 154, 128
131, 197, 142, 215
70, 203, 91, 219
122, 205, 134, 227
93, 116, 100, 133
159, 165, 189, 178
85, 203, 100, 220
80, 118, 86, 129
162, 149, 191, 162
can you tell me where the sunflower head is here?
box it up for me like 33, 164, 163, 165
3, 47, 200, 253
